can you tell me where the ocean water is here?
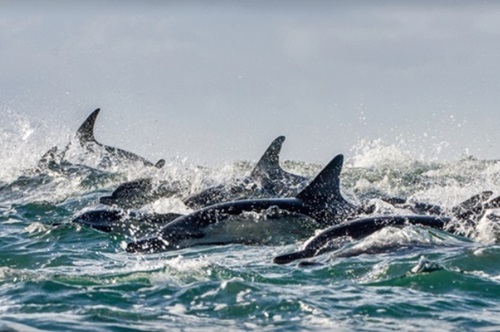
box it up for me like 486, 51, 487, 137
1, 115, 500, 332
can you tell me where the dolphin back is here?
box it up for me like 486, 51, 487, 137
273, 215, 452, 264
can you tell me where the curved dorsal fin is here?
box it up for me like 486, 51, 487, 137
76, 108, 100, 144
296, 154, 347, 205
155, 159, 166, 168
250, 136, 286, 179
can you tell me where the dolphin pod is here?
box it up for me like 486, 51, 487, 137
125, 154, 357, 253
61, 108, 500, 261
98, 135, 309, 210
75, 135, 314, 237
75, 135, 314, 235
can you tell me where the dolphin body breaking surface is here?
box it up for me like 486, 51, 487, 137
125, 154, 358, 253
183, 136, 309, 209
72, 209, 183, 238
273, 191, 500, 264
39, 108, 165, 170
99, 136, 309, 210
272, 215, 452, 264
70, 108, 165, 169
98, 177, 182, 209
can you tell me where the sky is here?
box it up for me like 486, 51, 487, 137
1, 1, 500, 166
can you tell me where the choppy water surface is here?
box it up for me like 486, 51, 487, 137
1, 116, 500, 331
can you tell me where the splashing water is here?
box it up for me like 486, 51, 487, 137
1, 111, 500, 331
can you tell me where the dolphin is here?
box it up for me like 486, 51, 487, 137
273, 192, 500, 264
70, 108, 165, 168
99, 136, 309, 210
125, 154, 358, 253
98, 177, 183, 209
78, 136, 310, 232
39, 109, 165, 170
37, 146, 59, 169
272, 215, 452, 264
381, 191, 496, 220
182, 135, 309, 208
34, 144, 116, 182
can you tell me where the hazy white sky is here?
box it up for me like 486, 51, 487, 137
1, 1, 500, 165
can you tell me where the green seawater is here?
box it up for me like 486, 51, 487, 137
1, 153, 500, 331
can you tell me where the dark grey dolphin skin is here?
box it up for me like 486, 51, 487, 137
37, 146, 60, 169
183, 135, 309, 208
100, 136, 309, 210
77, 136, 312, 233
272, 215, 452, 264
382, 191, 497, 220
99, 178, 182, 209
249, 136, 299, 183
273, 191, 500, 264
39, 109, 165, 170
71, 108, 165, 168
126, 154, 357, 253
73, 209, 183, 237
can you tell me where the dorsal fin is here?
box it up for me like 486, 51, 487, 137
76, 108, 100, 144
452, 191, 492, 213
155, 159, 166, 168
452, 191, 493, 219
250, 136, 286, 179
296, 154, 348, 206
485, 195, 500, 209
37, 146, 58, 168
